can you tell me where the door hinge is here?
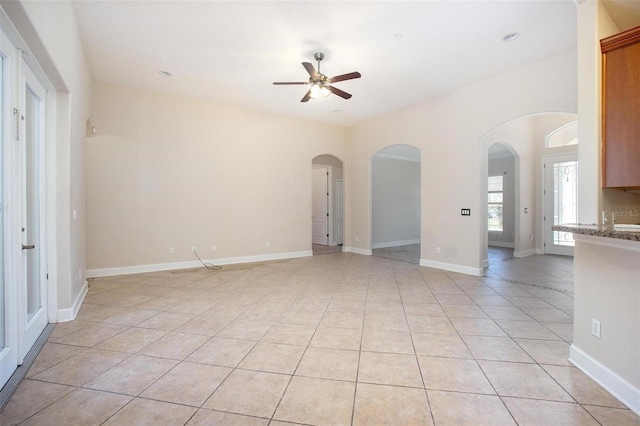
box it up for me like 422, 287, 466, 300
326, 234, 329, 237
13, 108, 19, 141
326, 213, 329, 217
544, 216, 546, 221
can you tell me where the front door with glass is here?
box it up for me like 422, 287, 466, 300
544, 154, 578, 256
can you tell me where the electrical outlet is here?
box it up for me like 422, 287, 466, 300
169, 247, 174, 254
435, 247, 441, 253
212, 244, 216, 251
592, 318, 601, 339
266, 241, 271, 248
356, 236, 359, 242
192, 246, 196, 253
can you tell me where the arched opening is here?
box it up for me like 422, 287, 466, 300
311, 154, 344, 255
370, 144, 421, 264
479, 112, 578, 268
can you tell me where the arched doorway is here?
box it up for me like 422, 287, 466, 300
371, 145, 421, 264
479, 112, 578, 267
311, 155, 344, 255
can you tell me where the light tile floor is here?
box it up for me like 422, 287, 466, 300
2, 248, 639, 425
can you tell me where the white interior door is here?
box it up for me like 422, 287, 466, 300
312, 167, 328, 245
19, 60, 48, 359
544, 153, 578, 256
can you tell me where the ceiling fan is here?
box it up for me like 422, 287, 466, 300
273, 52, 361, 102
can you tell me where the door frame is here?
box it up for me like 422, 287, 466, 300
336, 179, 344, 246
312, 164, 336, 247
19, 57, 49, 359
0, 13, 57, 390
0, 24, 19, 389
542, 152, 578, 256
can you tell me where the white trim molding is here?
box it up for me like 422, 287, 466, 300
87, 250, 313, 278
57, 280, 88, 322
343, 246, 372, 256
513, 248, 537, 258
570, 344, 640, 415
488, 241, 515, 248
371, 239, 420, 249
419, 259, 483, 276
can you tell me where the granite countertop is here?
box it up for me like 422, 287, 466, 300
552, 223, 640, 242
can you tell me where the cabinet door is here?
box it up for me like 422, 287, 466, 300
601, 27, 640, 189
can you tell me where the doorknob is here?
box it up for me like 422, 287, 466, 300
22, 244, 35, 250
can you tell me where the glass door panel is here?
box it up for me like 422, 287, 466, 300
544, 154, 578, 256
0, 53, 5, 352
20, 60, 47, 358
25, 85, 41, 320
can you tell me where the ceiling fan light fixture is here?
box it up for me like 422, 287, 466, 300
309, 83, 330, 99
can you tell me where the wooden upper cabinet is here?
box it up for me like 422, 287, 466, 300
601, 26, 640, 189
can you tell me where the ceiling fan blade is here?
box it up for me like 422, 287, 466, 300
329, 71, 361, 83
302, 62, 318, 77
300, 90, 312, 102
273, 82, 307, 85
327, 85, 352, 99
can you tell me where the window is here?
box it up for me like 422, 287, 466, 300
488, 175, 503, 232
546, 121, 578, 148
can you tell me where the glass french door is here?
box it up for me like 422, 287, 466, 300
20, 60, 48, 359
544, 153, 578, 256
0, 28, 17, 390
0, 28, 49, 389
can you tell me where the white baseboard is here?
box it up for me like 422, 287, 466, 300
87, 250, 313, 278
569, 344, 640, 415
419, 259, 483, 276
58, 279, 88, 322
513, 249, 537, 258
488, 241, 515, 248
371, 239, 420, 249
343, 246, 372, 256
481, 258, 489, 267
536, 248, 544, 255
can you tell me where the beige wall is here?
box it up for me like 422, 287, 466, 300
87, 82, 348, 271
349, 50, 577, 274
571, 235, 640, 412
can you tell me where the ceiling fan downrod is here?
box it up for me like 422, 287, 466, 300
314, 52, 324, 75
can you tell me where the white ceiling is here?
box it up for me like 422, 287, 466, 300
72, 1, 585, 127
